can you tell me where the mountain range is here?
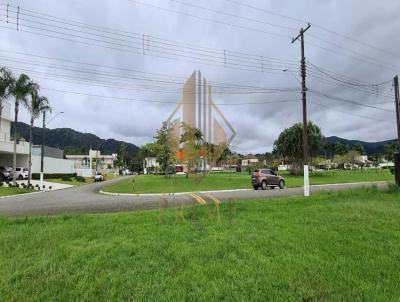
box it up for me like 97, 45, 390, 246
324, 136, 396, 155
12, 122, 139, 156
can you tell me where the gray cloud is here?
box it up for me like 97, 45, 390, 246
2, 0, 399, 155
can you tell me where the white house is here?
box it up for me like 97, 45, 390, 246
66, 149, 117, 176
241, 155, 259, 167
143, 156, 159, 174
0, 102, 30, 167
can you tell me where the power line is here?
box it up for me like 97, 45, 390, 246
41, 87, 301, 106
222, 0, 400, 59
125, 0, 291, 40
167, 0, 297, 31
309, 100, 388, 122
0, 51, 300, 93
309, 89, 394, 113
0, 5, 298, 74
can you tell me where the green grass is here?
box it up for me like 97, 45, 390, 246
0, 187, 32, 196
103, 169, 393, 194
46, 178, 92, 186
1, 187, 399, 301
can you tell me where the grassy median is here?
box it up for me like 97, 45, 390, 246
0, 187, 32, 196
1, 187, 399, 301
103, 169, 393, 194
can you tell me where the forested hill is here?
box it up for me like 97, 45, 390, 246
324, 136, 396, 155
12, 122, 139, 156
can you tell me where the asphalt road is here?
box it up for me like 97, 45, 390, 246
0, 177, 388, 217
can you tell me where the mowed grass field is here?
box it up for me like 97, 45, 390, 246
0, 187, 32, 196
0, 187, 399, 301
103, 169, 393, 194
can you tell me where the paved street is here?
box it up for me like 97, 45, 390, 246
0, 177, 388, 217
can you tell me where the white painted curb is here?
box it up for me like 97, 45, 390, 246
99, 188, 251, 197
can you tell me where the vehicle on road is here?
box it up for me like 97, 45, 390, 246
15, 167, 29, 180
251, 169, 285, 190
0, 166, 13, 181
94, 172, 104, 182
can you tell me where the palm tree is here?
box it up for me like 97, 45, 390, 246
0, 67, 15, 139
27, 90, 51, 187
11, 74, 38, 184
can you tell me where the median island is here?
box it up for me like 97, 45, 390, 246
102, 169, 393, 194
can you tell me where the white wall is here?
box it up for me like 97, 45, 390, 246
31, 155, 75, 174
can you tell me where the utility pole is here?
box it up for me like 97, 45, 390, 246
394, 75, 400, 185
40, 111, 46, 190
292, 23, 311, 197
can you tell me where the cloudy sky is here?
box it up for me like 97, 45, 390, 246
1, 0, 399, 154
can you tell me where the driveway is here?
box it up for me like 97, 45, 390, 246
0, 177, 389, 217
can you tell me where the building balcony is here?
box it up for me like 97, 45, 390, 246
0, 134, 30, 155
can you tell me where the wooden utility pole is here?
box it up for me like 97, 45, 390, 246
394, 75, 400, 185
292, 23, 311, 196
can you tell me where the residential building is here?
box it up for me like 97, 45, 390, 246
31, 145, 74, 174
0, 102, 30, 167
241, 155, 259, 167
143, 156, 159, 174
66, 149, 117, 173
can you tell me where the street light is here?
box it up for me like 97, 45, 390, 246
40, 111, 64, 189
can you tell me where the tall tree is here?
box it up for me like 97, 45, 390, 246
27, 90, 51, 186
154, 121, 179, 175
0, 67, 15, 137
180, 123, 204, 177
11, 74, 38, 184
274, 122, 324, 175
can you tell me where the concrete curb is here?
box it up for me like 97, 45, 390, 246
99, 188, 251, 197
99, 181, 390, 197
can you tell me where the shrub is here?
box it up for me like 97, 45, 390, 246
61, 176, 72, 181
32, 173, 77, 180
8, 183, 13, 187
75, 176, 86, 182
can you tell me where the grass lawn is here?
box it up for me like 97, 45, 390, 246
103, 169, 393, 194
0, 187, 32, 196
0, 187, 399, 301
46, 178, 93, 186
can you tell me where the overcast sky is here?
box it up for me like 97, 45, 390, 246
1, 0, 399, 154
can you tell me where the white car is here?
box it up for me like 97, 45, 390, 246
15, 167, 29, 180
94, 172, 104, 182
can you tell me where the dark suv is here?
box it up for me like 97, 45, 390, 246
0, 166, 13, 181
251, 169, 285, 190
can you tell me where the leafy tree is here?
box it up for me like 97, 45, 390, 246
273, 121, 324, 175
352, 143, 365, 155
27, 90, 51, 186
384, 142, 398, 162
180, 123, 204, 177
115, 143, 126, 168
11, 74, 38, 183
0, 67, 15, 136
334, 142, 349, 156
154, 121, 179, 175
323, 142, 335, 160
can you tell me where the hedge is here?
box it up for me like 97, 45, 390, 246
31, 173, 77, 180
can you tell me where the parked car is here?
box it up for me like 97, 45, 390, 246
251, 169, 285, 190
15, 167, 29, 180
94, 172, 104, 182
0, 166, 13, 181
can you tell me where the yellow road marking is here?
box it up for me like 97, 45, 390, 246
189, 193, 207, 205
203, 193, 221, 204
